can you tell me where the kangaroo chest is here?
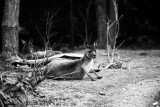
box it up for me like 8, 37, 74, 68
82, 59, 94, 70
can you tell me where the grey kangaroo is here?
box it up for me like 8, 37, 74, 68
21, 39, 35, 59
21, 39, 61, 59
45, 42, 102, 81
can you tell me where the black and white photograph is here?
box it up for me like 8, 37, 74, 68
0, 0, 160, 107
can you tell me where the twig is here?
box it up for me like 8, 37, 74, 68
103, 0, 123, 64
77, 0, 92, 42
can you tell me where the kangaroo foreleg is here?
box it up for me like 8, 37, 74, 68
89, 69, 102, 79
94, 68, 101, 72
82, 68, 96, 81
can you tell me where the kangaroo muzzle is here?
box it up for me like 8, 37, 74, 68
93, 54, 96, 58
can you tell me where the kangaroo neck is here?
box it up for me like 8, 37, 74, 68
81, 54, 93, 64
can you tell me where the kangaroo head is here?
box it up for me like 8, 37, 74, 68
21, 39, 34, 54
84, 42, 97, 59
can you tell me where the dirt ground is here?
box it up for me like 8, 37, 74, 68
28, 49, 160, 107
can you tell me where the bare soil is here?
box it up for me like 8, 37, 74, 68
28, 49, 160, 107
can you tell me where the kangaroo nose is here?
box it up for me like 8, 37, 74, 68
93, 55, 96, 58
30, 48, 34, 53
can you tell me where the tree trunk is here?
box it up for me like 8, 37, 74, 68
108, 0, 117, 49
1, 0, 20, 56
95, 0, 107, 49
70, 0, 74, 47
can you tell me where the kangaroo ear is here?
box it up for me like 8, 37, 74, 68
29, 39, 33, 45
84, 42, 90, 49
21, 39, 26, 45
92, 41, 97, 47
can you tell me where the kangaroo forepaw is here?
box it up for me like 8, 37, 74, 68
89, 69, 101, 73
97, 76, 102, 79
91, 78, 96, 81
94, 69, 101, 72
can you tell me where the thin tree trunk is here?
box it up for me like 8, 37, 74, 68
1, 0, 20, 56
70, 0, 74, 47
108, 0, 117, 49
95, 0, 107, 49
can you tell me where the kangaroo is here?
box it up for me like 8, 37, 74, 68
21, 39, 35, 59
45, 42, 102, 81
21, 39, 62, 59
